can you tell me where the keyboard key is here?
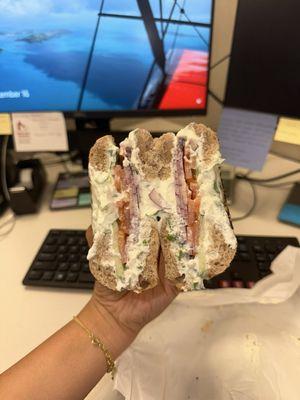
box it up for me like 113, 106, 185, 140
45, 237, 57, 245
277, 243, 286, 251
68, 254, 78, 262
43, 245, 58, 253
246, 281, 255, 288
238, 243, 248, 252
260, 270, 272, 278
58, 245, 68, 253
66, 272, 78, 282
66, 231, 75, 236
79, 237, 87, 245
80, 254, 87, 263
70, 246, 79, 253
51, 230, 61, 235
231, 270, 242, 280
232, 280, 244, 288
32, 261, 47, 270
32, 261, 57, 271
81, 246, 89, 254
240, 252, 250, 261
58, 237, 67, 245
253, 245, 263, 253
68, 237, 78, 245
256, 253, 267, 261
79, 273, 95, 284
38, 253, 56, 262
70, 263, 80, 272
28, 271, 43, 280
237, 236, 246, 243
42, 271, 54, 281
82, 262, 90, 272
258, 262, 269, 271
268, 253, 276, 261
57, 254, 68, 262
203, 279, 215, 289
58, 262, 69, 271
218, 280, 231, 288
54, 272, 66, 281
265, 244, 277, 253
259, 270, 272, 278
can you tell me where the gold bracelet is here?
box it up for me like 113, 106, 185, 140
73, 316, 116, 379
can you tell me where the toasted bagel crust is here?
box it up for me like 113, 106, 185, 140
89, 125, 237, 292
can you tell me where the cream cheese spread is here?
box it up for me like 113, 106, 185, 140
88, 125, 236, 291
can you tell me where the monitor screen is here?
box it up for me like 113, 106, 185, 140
0, 0, 214, 114
225, 0, 300, 118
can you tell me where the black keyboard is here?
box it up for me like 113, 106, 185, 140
204, 235, 299, 289
23, 230, 94, 289
23, 230, 299, 290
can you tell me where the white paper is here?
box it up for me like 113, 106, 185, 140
115, 246, 300, 400
218, 107, 278, 171
12, 112, 68, 152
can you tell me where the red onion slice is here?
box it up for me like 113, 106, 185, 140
149, 188, 171, 210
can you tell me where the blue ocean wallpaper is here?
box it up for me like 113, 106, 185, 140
0, 0, 213, 112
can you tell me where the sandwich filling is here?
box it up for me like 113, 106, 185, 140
88, 125, 237, 291
164, 125, 237, 289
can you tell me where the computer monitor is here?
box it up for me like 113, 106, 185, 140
0, 1, 214, 117
225, 0, 300, 119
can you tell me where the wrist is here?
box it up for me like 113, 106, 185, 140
78, 300, 136, 360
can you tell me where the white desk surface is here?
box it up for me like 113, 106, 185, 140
1, 153, 299, 399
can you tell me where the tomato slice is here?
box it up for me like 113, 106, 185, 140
184, 158, 193, 181
187, 198, 195, 225
123, 205, 130, 234
193, 197, 200, 215
183, 142, 201, 253
114, 165, 130, 262
189, 182, 198, 199
118, 228, 127, 263
114, 165, 123, 192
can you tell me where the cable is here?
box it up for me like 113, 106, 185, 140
0, 212, 16, 238
251, 180, 298, 189
0, 135, 10, 202
43, 156, 72, 166
0, 212, 15, 230
231, 180, 257, 222
237, 168, 300, 183
40, 150, 79, 166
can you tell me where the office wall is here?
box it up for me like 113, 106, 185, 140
112, 0, 238, 132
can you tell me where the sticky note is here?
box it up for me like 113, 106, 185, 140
78, 193, 91, 206
12, 112, 69, 152
54, 188, 78, 199
0, 114, 12, 135
274, 117, 300, 145
51, 198, 77, 209
218, 107, 278, 171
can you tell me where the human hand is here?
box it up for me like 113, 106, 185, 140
83, 226, 179, 350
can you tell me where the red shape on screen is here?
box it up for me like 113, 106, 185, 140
159, 49, 208, 110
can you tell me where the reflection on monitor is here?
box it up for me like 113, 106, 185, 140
0, 0, 213, 113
